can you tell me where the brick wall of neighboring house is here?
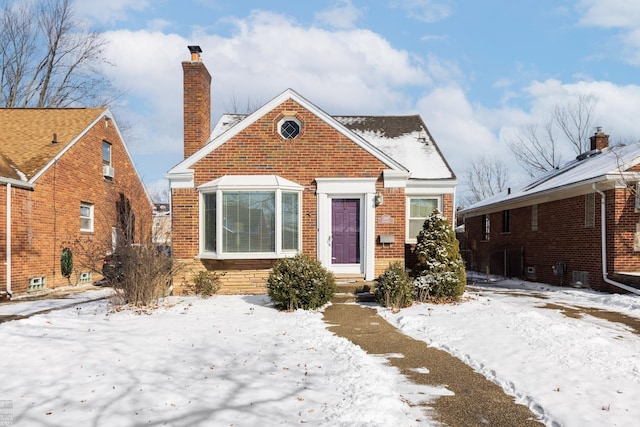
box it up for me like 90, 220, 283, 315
1, 116, 150, 296
172, 99, 414, 294
611, 186, 640, 275
463, 188, 640, 291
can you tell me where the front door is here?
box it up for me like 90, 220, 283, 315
331, 199, 360, 264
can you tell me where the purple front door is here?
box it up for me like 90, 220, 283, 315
332, 199, 360, 264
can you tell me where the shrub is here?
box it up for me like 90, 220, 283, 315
374, 262, 413, 310
189, 270, 222, 298
60, 247, 74, 284
111, 243, 174, 306
413, 209, 466, 301
266, 253, 336, 311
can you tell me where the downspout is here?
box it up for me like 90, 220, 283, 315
592, 184, 640, 295
6, 183, 12, 298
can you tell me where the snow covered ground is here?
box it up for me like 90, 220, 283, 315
1, 276, 639, 426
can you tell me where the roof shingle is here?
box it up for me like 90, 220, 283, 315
0, 108, 105, 180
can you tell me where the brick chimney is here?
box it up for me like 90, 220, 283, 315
590, 127, 609, 151
182, 45, 211, 159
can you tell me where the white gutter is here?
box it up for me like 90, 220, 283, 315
592, 184, 640, 295
5, 183, 11, 298
1, 178, 33, 299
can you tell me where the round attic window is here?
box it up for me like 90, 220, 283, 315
278, 117, 301, 139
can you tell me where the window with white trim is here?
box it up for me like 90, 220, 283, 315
102, 141, 111, 166
278, 117, 302, 140
200, 176, 302, 257
80, 202, 94, 232
407, 197, 439, 241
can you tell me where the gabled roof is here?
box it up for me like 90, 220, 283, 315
0, 108, 106, 182
461, 142, 640, 216
334, 115, 455, 180
169, 89, 409, 176
175, 92, 455, 182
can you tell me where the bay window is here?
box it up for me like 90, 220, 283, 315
199, 175, 302, 258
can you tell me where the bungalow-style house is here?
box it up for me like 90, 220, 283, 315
460, 128, 640, 294
0, 108, 151, 298
167, 46, 457, 294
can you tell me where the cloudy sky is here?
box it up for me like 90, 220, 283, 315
71, 0, 640, 202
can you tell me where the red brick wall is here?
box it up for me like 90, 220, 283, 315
182, 60, 211, 159
464, 189, 640, 291
172, 99, 419, 292
1, 116, 151, 296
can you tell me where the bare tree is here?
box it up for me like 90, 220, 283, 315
462, 155, 509, 205
224, 92, 263, 114
507, 94, 598, 176
0, 0, 114, 107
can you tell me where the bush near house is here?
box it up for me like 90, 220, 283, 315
185, 270, 222, 298
106, 243, 174, 306
413, 209, 466, 301
266, 253, 336, 311
374, 262, 413, 310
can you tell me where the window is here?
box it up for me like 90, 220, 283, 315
278, 117, 302, 139
585, 193, 595, 228
200, 175, 302, 258
102, 141, 111, 166
531, 205, 538, 231
408, 197, 439, 240
482, 214, 490, 241
502, 210, 510, 233
80, 202, 94, 232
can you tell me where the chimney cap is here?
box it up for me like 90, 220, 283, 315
188, 45, 202, 54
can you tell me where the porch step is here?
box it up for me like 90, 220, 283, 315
333, 279, 377, 304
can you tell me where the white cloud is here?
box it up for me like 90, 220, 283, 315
98, 10, 439, 186
390, 0, 452, 23
577, 0, 640, 65
577, 0, 640, 28
314, 0, 363, 30
75, 0, 151, 25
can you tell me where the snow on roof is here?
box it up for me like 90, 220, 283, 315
208, 113, 455, 180
210, 113, 247, 139
463, 142, 640, 213
334, 115, 454, 180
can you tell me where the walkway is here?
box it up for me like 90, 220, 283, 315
322, 293, 543, 426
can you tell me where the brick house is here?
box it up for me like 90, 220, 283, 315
167, 46, 458, 294
0, 108, 151, 298
459, 129, 640, 293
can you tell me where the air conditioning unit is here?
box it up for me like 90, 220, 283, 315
103, 165, 114, 178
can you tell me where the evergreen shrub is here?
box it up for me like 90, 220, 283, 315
374, 262, 413, 310
266, 253, 336, 311
413, 209, 466, 301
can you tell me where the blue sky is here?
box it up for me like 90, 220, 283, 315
71, 0, 640, 201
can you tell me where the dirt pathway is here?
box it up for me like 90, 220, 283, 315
322, 301, 543, 426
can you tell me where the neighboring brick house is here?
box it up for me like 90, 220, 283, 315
0, 108, 151, 298
167, 46, 458, 294
459, 129, 640, 293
